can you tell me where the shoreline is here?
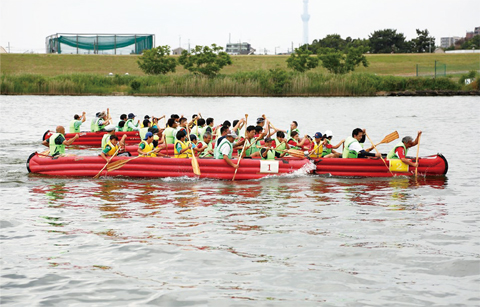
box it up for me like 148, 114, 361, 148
1, 90, 479, 97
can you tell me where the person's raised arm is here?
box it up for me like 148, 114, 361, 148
81, 112, 86, 123
64, 134, 80, 146
413, 131, 422, 146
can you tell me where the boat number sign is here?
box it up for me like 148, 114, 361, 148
259, 160, 279, 173
389, 159, 409, 173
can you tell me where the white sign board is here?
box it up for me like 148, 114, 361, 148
259, 160, 279, 173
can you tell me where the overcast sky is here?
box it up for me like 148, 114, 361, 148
1, 0, 479, 54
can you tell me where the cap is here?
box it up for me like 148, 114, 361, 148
264, 137, 273, 142
153, 135, 160, 141
324, 130, 333, 138
98, 111, 106, 118
104, 125, 116, 132
144, 132, 153, 140
256, 117, 265, 124
314, 132, 323, 139
128, 113, 136, 119
144, 115, 151, 119
226, 130, 238, 138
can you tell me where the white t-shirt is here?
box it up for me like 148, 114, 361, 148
220, 141, 231, 156
348, 140, 363, 153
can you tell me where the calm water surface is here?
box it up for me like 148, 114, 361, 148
1, 96, 479, 306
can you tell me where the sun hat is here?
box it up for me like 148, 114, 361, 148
128, 113, 136, 119
324, 130, 333, 138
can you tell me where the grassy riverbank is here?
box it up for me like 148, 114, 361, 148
1, 53, 479, 76
1, 72, 473, 96
1, 53, 478, 96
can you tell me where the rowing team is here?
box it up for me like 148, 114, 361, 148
49, 112, 422, 170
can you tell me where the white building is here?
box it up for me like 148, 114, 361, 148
226, 42, 255, 55
440, 37, 461, 49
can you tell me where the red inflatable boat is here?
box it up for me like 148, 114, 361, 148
42, 130, 141, 146
26, 153, 314, 180
26, 150, 447, 179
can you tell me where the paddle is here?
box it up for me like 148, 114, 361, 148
232, 114, 248, 181
93, 147, 119, 179
373, 131, 399, 147
415, 134, 421, 177
106, 149, 155, 172
186, 120, 201, 176
365, 132, 393, 176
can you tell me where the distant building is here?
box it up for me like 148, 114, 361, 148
440, 36, 461, 49
172, 47, 185, 55
466, 32, 474, 40
474, 26, 480, 36
226, 42, 255, 55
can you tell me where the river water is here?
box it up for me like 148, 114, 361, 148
1, 95, 479, 306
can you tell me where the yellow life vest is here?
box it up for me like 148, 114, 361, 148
139, 140, 155, 157
105, 141, 118, 156
174, 140, 191, 158
309, 141, 323, 158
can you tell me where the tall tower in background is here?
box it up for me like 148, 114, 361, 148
301, 0, 310, 45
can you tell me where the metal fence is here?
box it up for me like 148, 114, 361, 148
416, 60, 480, 77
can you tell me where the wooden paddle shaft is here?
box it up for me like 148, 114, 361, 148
365, 132, 393, 176
415, 134, 421, 176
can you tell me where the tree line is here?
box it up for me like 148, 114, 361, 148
305, 29, 436, 54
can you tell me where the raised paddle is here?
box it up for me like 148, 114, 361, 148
374, 131, 399, 147
232, 114, 248, 181
93, 147, 119, 179
365, 132, 393, 176
415, 134, 421, 177
186, 120, 201, 176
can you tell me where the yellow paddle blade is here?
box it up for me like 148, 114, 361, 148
191, 156, 201, 176
379, 131, 399, 144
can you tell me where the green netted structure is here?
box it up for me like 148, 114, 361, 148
46, 33, 154, 55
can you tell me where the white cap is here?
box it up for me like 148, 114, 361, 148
226, 130, 238, 138
324, 130, 333, 137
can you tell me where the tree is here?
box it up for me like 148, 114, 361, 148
308, 34, 369, 53
137, 45, 177, 75
178, 44, 232, 77
286, 48, 319, 72
318, 47, 369, 74
369, 29, 407, 53
411, 29, 435, 53
462, 35, 480, 50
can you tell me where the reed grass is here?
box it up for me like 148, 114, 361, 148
0, 71, 465, 97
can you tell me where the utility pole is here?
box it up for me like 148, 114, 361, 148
7, 42, 10, 53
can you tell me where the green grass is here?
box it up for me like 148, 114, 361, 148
2, 72, 472, 97
1, 53, 479, 77
1, 53, 478, 96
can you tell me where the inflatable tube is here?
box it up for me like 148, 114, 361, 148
26, 153, 313, 180
313, 154, 448, 177
42, 130, 141, 146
